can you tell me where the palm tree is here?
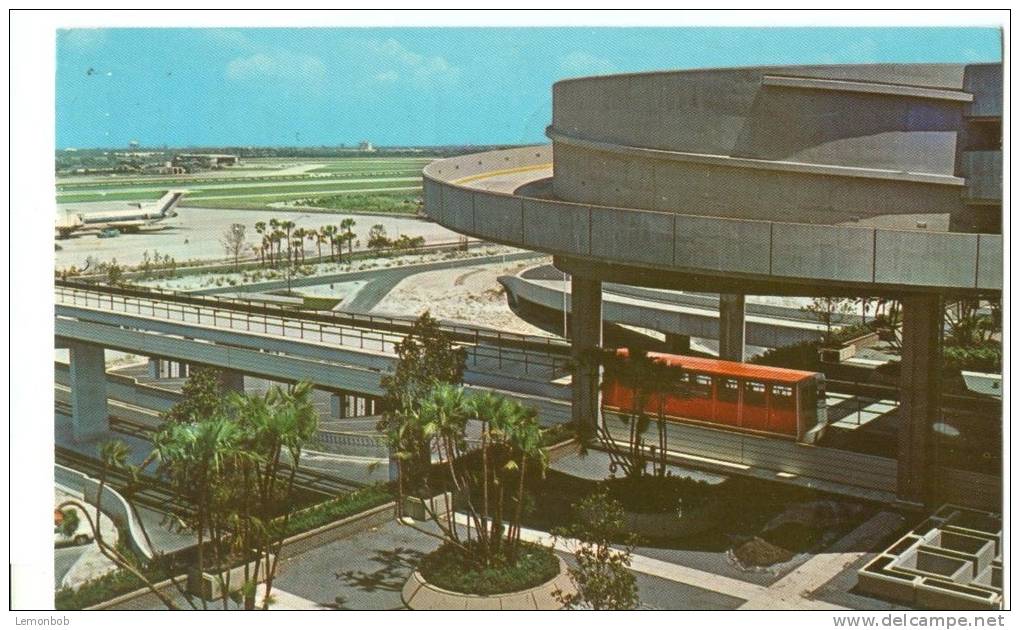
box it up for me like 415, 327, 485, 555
278, 220, 296, 265
151, 417, 243, 609
306, 228, 320, 262
321, 225, 338, 262
270, 229, 285, 267
644, 357, 689, 477
223, 382, 318, 609
340, 218, 356, 259
314, 228, 326, 261
600, 349, 661, 478
254, 221, 267, 266
268, 218, 280, 265
292, 227, 306, 263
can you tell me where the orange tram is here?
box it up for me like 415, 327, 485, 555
601, 350, 829, 444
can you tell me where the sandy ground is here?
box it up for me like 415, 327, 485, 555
135, 245, 524, 292
370, 260, 554, 336
294, 281, 368, 307
54, 488, 120, 590
55, 203, 459, 270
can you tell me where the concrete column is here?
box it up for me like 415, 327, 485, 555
665, 333, 691, 354
570, 275, 603, 435
220, 370, 245, 395
68, 342, 108, 442
897, 294, 943, 506
331, 393, 346, 419
147, 357, 160, 379
718, 293, 746, 362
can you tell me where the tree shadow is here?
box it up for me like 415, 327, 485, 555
334, 546, 425, 594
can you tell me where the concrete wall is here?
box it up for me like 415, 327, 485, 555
551, 64, 972, 176
551, 140, 965, 225
423, 146, 1001, 293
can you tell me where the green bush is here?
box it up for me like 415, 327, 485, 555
603, 474, 712, 514
280, 484, 393, 538
540, 422, 577, 447
56, 487, 393, 610
749, 340, 820, 371
418, 540, 559, 596
943, 344, 1002, 373
55, 541, 174, 611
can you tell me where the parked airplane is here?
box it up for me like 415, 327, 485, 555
56, 190, 186, 239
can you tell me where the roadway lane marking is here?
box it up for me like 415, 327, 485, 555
451, 163, 552, 185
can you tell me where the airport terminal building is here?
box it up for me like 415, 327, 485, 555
422, 63, 1003, 510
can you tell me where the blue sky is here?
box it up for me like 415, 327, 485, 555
56, 27, 1002, 148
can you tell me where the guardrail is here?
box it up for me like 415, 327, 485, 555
55, 282, 571, 378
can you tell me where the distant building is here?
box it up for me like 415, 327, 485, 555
129, 140, 140, 149
357, 141, 376, 152
172, 153, 240, 170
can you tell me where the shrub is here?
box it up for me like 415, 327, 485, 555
281, 484, 393, 538
603, 474, 712, 515
553, 490, 638, 610
750, 340, 820, 371
418, 540, 559, 596
943, 344, 1002, 373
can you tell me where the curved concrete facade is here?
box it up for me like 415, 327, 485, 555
423, 148, 1001, 295
423, 63, 1001, 295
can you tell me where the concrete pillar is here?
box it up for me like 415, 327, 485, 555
718, 293, 746, 362
220, 370, 245, 395
68, 342, 108, 442
897, 294, 943, 506
331, 393, 346, 419
665, 333, 691, 354
147, 357, 160, 379
570, 275, 603, 434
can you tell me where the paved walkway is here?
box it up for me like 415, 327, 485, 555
454, 509, 904, 611
737, 511, 904, 610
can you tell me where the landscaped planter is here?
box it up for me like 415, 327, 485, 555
186, 554, 275, 601
819, 330, 881, 363
402, 556, 575, 610
623, 501, 722, 540
402, 492, 453, 521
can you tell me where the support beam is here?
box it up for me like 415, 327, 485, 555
570, 275, 603, 435
68, 342, 108, 441
897, 294, 943, 506
718, 293, 746, 362
147, 357, 160, 379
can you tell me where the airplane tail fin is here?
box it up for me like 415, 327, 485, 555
155, 190, 187, 217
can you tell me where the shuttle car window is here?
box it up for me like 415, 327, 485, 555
744, 381, 766, 406
689, 373, 712, 398
771, 384, 794, 407
718, 378, 739, 402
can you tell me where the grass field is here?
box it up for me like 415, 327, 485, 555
56, 156, 435, 208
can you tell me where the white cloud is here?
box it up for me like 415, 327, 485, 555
59, 29, 107, 51
225, 51, 327, 88
366, 38, 460, 88
558, 51, 616, 77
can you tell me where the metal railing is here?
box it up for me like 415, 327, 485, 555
55, 283, 572, 378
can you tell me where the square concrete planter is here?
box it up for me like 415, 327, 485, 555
402, 492, 453, 521
187, 554, 275, 601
